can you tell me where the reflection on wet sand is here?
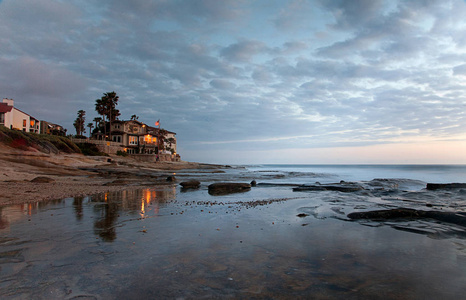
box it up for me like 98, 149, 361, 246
1, 185, 466, 299
89, 188, 176, 241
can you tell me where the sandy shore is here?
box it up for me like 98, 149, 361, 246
0, 144, 223, 206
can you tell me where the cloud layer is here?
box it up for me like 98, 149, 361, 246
1, 0, 466, 163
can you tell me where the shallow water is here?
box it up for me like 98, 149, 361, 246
2, 179, 466, 299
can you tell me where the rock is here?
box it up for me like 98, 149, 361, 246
426, 183, 466, 190
103, 179, 128, 186
166, 176, 176, 182
208, 182, 251, 195
293, 182, 363, 193
30, 176, 55, 183
347, 208, 466, 227
180, 180, 201, 189
250, 180, 257, 187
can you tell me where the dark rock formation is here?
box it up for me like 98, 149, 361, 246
30, 176, 55, 183
103, 179, 129, 186
166, 176, 176, 182
426, 183, 466, 190
348, 208, 466, 227
250, 180, 257, 187
293, 182, 363, 193
180, 180, 201, 189
208, 182, 251, 195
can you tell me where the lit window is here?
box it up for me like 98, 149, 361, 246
129, 136, 138, 145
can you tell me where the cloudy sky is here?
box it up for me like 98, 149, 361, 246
1, 0, 466, 164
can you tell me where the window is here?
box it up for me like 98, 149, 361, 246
23, 119, 26, 127
0, 113, 4, 125
129, 136, 138, 145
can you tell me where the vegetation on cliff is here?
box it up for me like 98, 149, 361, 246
0, 126, 81, 154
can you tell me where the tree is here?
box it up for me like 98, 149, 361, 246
95, 91, 120, 140
157, 128, 168, 153
87, 123, 94, 138
93, 117, 102, 131
73, 110, 86, 136
130, 114, 139, 121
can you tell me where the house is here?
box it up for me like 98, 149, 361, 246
39, 121, 66, 136
96, 119, 177, 156
0, 98, 40, 133
109, 120, 158, 154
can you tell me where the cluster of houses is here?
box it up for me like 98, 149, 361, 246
0, 98, 179, 162
0, 98, 66, 135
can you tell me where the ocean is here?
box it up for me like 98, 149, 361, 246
245, 164, 466, 185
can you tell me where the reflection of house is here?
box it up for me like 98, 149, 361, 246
0, 98, 40, 133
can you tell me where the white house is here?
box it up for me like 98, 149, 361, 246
0, 98, 40, 133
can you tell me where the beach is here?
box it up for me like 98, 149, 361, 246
2, 148, 466, 298
0, 144, 224, 206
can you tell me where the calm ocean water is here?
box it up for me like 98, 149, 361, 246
245, 164, 466, 185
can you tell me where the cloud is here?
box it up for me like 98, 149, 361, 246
1, 0, 466, 163
220, 40, 269, 62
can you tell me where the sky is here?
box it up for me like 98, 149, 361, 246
1, 0, 466, 164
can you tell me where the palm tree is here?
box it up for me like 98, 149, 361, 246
73, 110, 86, 136
87, 123, 94, 138
95, 91, 120, 140
93, 117, 102, 131
130, 114, 139, 121
157, 128, 168, 153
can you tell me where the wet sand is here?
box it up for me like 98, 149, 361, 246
1, 186, 466, 299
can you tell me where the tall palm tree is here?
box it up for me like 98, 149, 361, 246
93, 117, 102, 131
73, 110, 86, 136
87, 123, 94, 138
95, 91, 120, 140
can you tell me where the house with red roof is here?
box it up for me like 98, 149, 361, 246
0, 98, 40, 133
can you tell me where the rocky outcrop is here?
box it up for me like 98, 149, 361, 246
208, 182, 251, 195
348, 208, 466, 227
30, 176, 55, 183
166, 176, 176, 182
180, 180, 201, 189
293, 182, 363, 193
426, 183, 466, 190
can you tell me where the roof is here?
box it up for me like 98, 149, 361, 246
0, 103, 12, 113
146, 126, 176, 135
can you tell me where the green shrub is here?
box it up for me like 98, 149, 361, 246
76, 143, 107, 156
116, 150, 128, 157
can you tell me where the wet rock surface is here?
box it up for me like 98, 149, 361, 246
208, 182, 251, 195
180, 180, 201, 189
293, 182, 364, 192
30, 176, 55, 183
426, 183, 466, 190
348, 208, 466, 227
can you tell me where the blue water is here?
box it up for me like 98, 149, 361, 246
245, 164, 466, 185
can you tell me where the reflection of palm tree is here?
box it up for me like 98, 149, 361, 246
94, 202, 119, 242
73, 196, 84, 220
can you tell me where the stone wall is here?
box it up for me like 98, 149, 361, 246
70, 138, 123, 155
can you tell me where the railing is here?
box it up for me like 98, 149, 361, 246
70, 138, 123, 147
